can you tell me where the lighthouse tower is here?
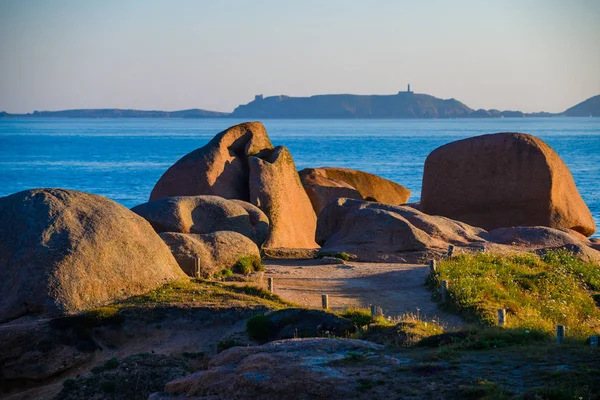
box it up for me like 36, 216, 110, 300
407, 83, 412, 93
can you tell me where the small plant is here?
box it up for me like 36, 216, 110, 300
103, 357, 119, 369
316, 252, 351, 261
246, 314, 272, 341
213, 268, 233, 279
234, 255, 264, 275
341, 307, 373, 327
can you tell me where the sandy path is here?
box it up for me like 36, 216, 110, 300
264, 260, 464, 329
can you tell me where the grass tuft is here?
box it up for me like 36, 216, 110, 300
234, 255, 264, 275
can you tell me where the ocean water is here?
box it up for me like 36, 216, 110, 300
1, 117, 599, 237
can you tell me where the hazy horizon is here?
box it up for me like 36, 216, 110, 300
1, 0, 599, 114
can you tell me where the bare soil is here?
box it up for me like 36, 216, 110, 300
263, 259, 464, 328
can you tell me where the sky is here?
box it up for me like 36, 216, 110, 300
1, 0, 599, 114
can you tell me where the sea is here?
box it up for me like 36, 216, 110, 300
1, 117, 599, 237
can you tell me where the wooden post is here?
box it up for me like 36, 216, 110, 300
497, 309, 506, 326
428, 259, 437, 275
590, 336, 599, 347
321, 294, 329, 310
267, 277, 274, 293
441, 280, 449, 303
193, 258, 199, 277
447, 245, 455, 258
556, 325, 566, 344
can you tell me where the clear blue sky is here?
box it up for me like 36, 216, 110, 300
1, 0, 599, 113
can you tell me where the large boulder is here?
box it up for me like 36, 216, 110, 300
132, 196, 269, 246
421, 132, 596, 236
152, 338, 382, 400
159, 231, 260, 277
249, 147, 319, 249
316, 198, 447, 262
299, 167, 410, 212
0, 189, 184, 322
150, 122, 273, 201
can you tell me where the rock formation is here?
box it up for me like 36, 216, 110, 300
159, 231, 260, 277
150, 122, 273, 201
151, 338, 382, 400
0, 189, 184, 322
316, 198, 599, 263
421, 132, 596, 236
149, 122, 318, 249
249, 147, 318, 249
299, 167, 410, 214
132, 195, 269, 246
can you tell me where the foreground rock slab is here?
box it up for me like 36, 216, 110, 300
152, 338, 383, 400
421, 132, 596, 236
0, 189, 184, 322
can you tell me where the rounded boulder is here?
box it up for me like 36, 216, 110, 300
0, 189, 184, 322
159, 231, 260, 277
132, 196, 269, 246
421, 132, 595, 236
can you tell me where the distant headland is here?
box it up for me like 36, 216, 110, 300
2, 88, 599, 119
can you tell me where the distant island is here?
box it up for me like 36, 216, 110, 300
2, 89, 599, 119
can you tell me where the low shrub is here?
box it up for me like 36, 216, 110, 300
341, 307, 374, 327
213, 268, 233, 279
234, 255, 264, 275
246, 314, 272, 341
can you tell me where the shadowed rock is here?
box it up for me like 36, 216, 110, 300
0, 189, 184, 322
150, 122, 273, 201
132, 195, 269, 246
421, 132, 596, 236
300, 167, 410, 213
159, 231, 260, 277
249, 147, 318, 249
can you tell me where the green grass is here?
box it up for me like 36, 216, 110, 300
234, 255, 264, 275
213, 268, 233, 279
429, 250, 600, 339
341, 307, 374, 327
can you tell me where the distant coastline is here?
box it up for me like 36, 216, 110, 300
1, 92, 598, 119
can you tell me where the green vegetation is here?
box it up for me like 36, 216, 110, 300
341, 307, 374, 327
213, 268, 233, 279
428, 250, 600, 339
359, 312, 445, 347
246, 314, 271, 341
316, 251, 352, 261
234, 255, 264, 275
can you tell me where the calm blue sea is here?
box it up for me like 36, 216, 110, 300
1, 118, 599, 237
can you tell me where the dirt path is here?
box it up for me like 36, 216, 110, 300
264, 259, 464, 329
